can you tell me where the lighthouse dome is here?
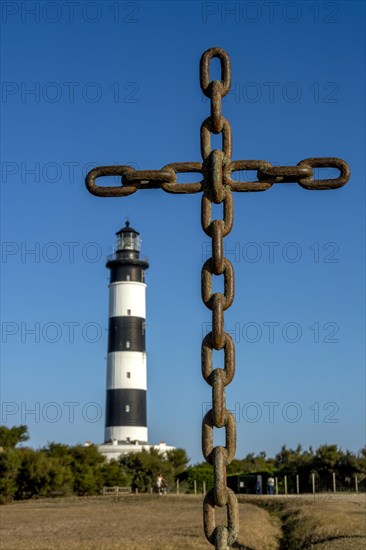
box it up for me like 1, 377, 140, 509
116, 220, 140, 236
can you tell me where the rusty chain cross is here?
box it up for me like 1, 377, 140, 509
86, 47, 350, 549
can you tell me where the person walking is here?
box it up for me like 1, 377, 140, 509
156, 473, 166, 495
156, 474, 163, 494
267, 476, 275, 495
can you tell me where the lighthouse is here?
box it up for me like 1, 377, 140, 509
98, 222, 175, 460
105, 221, 148, 444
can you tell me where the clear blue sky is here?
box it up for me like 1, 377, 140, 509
1, 1, 365, 464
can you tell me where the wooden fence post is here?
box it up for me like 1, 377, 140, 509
355, 474, 358, 493
312, 473, 315, 495
296, 474, 299, 495
176, 479, 179, 494
275, 477, 278, 495
203, 481, 206, 495
284, 476, 288, 495
332, 472, 336, 493
194, 480, 197, 495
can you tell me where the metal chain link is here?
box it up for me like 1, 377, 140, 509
85, 47, 351, 549
200, 47, 239, 550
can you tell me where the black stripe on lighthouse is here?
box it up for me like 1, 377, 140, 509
105, 388, 147, 427
107, 316, 145, 352
109, 264, 146, 283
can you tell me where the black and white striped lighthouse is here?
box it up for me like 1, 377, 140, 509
104, 221, 149, 444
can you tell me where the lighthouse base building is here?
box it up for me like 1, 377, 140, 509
98, 440, 176, 462
97, 222, 174, 461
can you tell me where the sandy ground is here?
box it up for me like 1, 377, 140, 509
0, 493, 364, 549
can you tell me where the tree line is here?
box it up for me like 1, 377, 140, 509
0, 425, 365, 502
0, 425, 189, 502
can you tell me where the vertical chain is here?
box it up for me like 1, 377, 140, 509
200, 47, 239, 549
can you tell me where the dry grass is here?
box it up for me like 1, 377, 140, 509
0, 495, 279, 550
0, 493, 364, 549
234, 502, 281, 549
241, 493, 366, 549
280, 495, 366, 549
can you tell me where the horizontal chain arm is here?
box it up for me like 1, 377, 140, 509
86, 157, 350, 197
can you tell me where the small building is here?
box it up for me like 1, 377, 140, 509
227, 472, 273, 494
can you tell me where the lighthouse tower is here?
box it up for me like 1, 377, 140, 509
98, 221, 175, 460
105, 221, 148, 444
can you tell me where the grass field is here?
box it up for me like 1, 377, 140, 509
1, 493, 365, 549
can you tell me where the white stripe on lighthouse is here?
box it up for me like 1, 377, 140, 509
105, 426, 148, 443
109, 281, 146, 318
107, 351, 147, 390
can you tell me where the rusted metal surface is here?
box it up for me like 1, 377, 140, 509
85, 47, 350, 549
